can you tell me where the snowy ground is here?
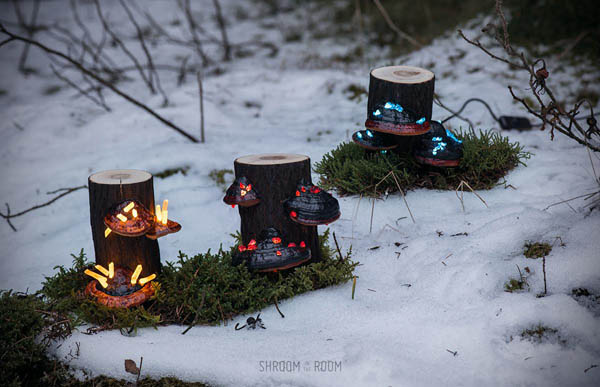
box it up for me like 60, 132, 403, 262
1, 1, 599, 386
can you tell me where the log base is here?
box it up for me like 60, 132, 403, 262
85, 280, 154, 308
365, 119, 431, 136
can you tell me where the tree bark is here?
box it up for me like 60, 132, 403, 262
234, 154, 321, 262
367, 65, 435, 121
89, 169, 160, 277
366, 66, 435, 153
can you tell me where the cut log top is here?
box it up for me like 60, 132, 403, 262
89, 169, 152, 185
235, 153, 309, 166
371, 65, 434, 84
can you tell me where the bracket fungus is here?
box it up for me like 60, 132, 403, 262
223, 176, 260, 208
84, 264, 156, 308
365, 101, 430, 136
283, 180, 340, 226
104, 200, 154, 237
352, 129, 399, 151
233, 227, 311, 272
413, 121, 463, 167
145, 199, 182, 240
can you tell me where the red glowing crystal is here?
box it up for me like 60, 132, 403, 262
290, 211, 297, 218
300, 241, 306, 248
272, 237, 281, 244
238, 245, 247, 252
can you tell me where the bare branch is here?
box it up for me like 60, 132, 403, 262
0, 24, 199, 143
372, 0, 422, 48
458, 0, 599, 152
0, 185, 88, 231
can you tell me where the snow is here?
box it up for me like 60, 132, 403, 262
1, 1, 599, 386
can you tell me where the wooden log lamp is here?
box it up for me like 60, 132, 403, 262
225, 154, 340, 272
86, 169, 181, 308
353, 65, 435, 153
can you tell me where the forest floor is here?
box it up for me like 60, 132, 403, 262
0, 0, 599, 386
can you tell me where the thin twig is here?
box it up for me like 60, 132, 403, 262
197, 71, 205, 143
274, 296, 285, 318
12, 0, 41, 73
93, 0, 155, 94
0, 25, 199, 143
369, 197, 375, 234
372, 0, 422, 48
50, 64, 111, 111
0, 185, 87, 231
212, 0, 231, 61
542, 256, 547, 295
332, 231, 344, 261
119, 0, 169, 106
182, 290, 205, 335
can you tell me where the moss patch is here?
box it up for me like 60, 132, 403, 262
1, 290, 212, 385
504, 278, 526, 293
315, 129, 530, 196
519, 324, 567, 345
154, 166, 190, 179
208, 168, 234, 191
523, 241, 552, 258
41, 231, 356, 331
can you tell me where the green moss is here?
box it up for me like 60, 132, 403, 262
40, 231, 356, 331
344, 83, 368, 102
154, 166, 190, 179
208, 168, 234, 190
315, 129, 530, 196
504, 278, 526, 293
520, 324, 566, 345
523, 241, 552, 258
1, 289, 212, 385
0, 291, 50, 386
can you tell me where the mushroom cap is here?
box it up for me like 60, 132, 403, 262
84, 266, 155, 308
145, 218, 182, 240
104, 199, 154, 237
233, 227, 311, 272
413, 121, 463, 167
352, 129, 399, 151
283, 180, 340, 226
365, 102, 430, 135
223, 176, 260, 207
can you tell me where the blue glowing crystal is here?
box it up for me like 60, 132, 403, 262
383, 102, 403, 112
416, 117, 426, 125
380, 150, 387, 154
432, 142, 447, 156
445, 129, 463, 144
366, 130, 374, 138
373, 109, 381, 117
357, 132, 363, 139
432, 136, 443, 142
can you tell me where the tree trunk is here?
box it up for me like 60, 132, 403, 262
89, 170, 160, 277
367, 66, 435, 152
367, 65, 435, 120
234, 154, 321, 262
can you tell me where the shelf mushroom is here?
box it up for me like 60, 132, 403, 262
365, 101, 430, 136
413, 120, 464, 167
104, 199, 181, 240
233, 227, 311, 272
223, 176, 260, 208
84, 264, 156, 308
352, 129, 399, 151
104, 200, 154, 237
283, 179, 340, 226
